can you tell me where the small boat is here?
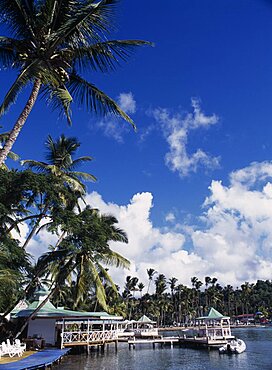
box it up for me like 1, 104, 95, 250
219, 338, 246, 354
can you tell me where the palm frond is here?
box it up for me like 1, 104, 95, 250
72, 40, 153, 73
99, 250, 130, 269
97, 263, 118, 294
60, 172, 86, 192
0, 0, 36, 38
68, 73, 135, 128
88, 259, 107, 310
69, 171, 97, 182
0, 36, 23, 68
46, 86, 73, 125
51, 0, 119, 48
21, 159, 50, 172
0, 60, 42, 116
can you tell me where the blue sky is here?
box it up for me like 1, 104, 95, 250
4, 0, 272, 289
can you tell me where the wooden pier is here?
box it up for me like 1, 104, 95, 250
127, 335, 233, 350
128, 337, 179, 349
179, 336, 233, 349
61, 329, 118, 353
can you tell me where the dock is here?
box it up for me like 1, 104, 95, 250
0, 348, 70, 370
128, 336, 179, 349
127, 335, 233, 350
179, 336, 233, 349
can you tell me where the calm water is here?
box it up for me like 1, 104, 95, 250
57, 328, 272, 370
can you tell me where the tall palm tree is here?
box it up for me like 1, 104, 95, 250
0, 0, 152, 165
146, 268, 157, 294
21, 134, 95, 248
15, 206, 129, 337
0, 130, 19, 169
138, 282, 145, 298
38, 207, 130, 310
155, 274, 167, 296
22, 134, 96, 192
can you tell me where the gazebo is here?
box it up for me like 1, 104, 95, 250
195, 307, 232, 339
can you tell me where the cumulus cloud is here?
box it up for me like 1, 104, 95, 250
152, 98, 220, 176
95, 92, 136, 143
84, 162, 272, 288
18, 160, 272, 291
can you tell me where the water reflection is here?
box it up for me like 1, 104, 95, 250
57, 328, 272, 370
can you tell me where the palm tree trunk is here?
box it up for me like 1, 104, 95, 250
0, 79, 41, 166
22, 213, 44, 249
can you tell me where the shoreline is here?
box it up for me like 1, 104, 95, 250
158, 324, 262, 332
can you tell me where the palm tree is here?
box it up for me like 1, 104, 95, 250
22, 134, 96, 192
0, 130, 19, 169
155, 274, 167, 296
0, 0, 152, 165
138, 282, 145, 298
21, 134, 95, 248
146, 268, 157, 294
15, 206, 130, 337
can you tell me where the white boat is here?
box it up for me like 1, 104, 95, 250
219, 338, 246, 354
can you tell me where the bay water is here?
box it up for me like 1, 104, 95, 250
57, 327, 272, 369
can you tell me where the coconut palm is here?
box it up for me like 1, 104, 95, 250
21, 134, 95, 248
146, 268, 157, 294
22, 134, 96, 192
155, 274, 167, 296
0, 130, 19, 169
0, 0, 152, 165
15, 206, 129, 338
138, 282, 145, 298
36, 207, 130, 310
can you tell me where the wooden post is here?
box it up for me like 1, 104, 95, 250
61, 319, 65, 349
87, 319, 90, 355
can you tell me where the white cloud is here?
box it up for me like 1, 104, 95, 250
153, 98, 220, 177
165, 212, 175, 222
15, 160, 272, 292
94, 92, 136, 143
84, 162, 272, 289
118, 92, 136, 114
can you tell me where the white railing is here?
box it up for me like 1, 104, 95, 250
61, 330, 118, 345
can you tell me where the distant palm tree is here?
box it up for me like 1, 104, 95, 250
155, 274, 167, 296
138, 282, 145, 298
22, 134, 96, 192
0, 0, 152, 165
147, 268, 157, 294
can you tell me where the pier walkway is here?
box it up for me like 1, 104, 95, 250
0, 348, 70, 370
128, 337, 179, 349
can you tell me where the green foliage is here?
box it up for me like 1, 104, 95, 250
0, 0, 152, 127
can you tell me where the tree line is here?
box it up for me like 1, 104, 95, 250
113, 272, 272, 325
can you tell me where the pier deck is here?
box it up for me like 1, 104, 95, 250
128, 337, 179, 349
0, 348, 70, 370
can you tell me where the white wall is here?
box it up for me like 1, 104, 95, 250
28, 319, 56, 345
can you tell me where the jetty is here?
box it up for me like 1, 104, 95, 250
0, 348, 70, 370
128, 336, 179, 349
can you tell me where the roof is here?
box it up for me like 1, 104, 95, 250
196, 307, 230, 320
13, 288, 122, 321
137, 315, 156, 323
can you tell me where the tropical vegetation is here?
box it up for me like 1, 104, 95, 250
0, 0, 151, 165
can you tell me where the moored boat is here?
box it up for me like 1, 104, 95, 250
219, 338, 246, 354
